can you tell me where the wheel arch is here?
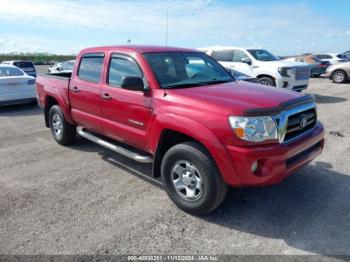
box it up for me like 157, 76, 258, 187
149, 114, 241, 186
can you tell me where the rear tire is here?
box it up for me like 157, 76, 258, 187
258, 77, 275, 86
161, 142, 227, 215
49, 105, 76, 145
332, 70, 347, 83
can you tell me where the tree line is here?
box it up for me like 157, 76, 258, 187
0, 53, 76, 65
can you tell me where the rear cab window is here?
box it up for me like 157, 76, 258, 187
78, 53, 104, 83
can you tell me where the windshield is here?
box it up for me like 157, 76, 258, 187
144, 52, 234, 89
0, 67, 24, 77
247, 49, 279, 61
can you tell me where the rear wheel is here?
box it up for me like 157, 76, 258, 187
258, 77, 275, 86
49, 105, 76, 145
161, 142, 227, 215
332, 70, 347, 83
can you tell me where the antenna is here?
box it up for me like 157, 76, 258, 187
165, 12, 169, 47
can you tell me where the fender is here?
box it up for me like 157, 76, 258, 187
43, 84, 75, 125
148, 113, 241, 186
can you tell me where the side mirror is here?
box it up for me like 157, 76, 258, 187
241, 57, 252, 65
120, 76, 145, 92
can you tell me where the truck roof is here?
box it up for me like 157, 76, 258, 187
80, 45, 198, 54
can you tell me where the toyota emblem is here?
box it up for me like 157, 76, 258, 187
300, 116, 307, 129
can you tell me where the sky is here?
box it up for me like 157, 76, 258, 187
0, 0, 349, 55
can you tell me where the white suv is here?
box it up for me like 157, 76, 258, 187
201, 47, 310, 92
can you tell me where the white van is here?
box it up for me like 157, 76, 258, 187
201, 47, 310, 92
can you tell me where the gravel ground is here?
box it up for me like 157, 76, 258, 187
0, 76, 350, 256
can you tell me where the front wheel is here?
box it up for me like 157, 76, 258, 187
332, 70, 347, 83
161, 142, 227, 215
49, 105, 76, 145
257, 77, 275, 86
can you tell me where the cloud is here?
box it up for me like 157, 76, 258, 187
0, 0, 349, 54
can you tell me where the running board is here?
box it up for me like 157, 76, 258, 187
77, 127, 153, 164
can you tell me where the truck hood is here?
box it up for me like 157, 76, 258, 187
166, 81, 305, 115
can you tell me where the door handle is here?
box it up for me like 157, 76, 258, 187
101, 93, 112, 101
72, 86, 80, 93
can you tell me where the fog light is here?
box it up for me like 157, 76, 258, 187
251, 161, 258, 173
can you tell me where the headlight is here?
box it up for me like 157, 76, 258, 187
278, 67, 294, 77
228, 116, 278, 142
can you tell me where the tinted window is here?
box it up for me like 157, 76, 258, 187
108, 56, 142, 87
316, 54, 332, 59
0, 67, 24, 77
13, 61, 35, 72
212, 50, 234, 62
78, 54, 104, 83
232, 50, 248, 62
144, 52, 233, 89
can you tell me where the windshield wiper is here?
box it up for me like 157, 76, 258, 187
201, 79, 233, 85
163, 79, 232, 89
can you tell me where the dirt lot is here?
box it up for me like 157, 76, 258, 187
0, 76, 350, 256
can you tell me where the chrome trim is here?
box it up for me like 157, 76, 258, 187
272, 102, 316, 143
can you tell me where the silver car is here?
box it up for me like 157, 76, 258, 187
325, 62, 350, 83
0, 64, 36, 106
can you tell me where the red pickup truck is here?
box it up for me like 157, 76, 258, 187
36, 45, 324, 215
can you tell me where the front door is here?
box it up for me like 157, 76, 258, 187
100, 53, 152, 150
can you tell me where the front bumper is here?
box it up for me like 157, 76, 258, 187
225, 122, 324, 187
275, 77, 309, 91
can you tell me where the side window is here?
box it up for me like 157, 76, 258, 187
212, 50, 234, 62
78, 54, 104, 83
108, 55, 143, 87
232, 50, 248, 62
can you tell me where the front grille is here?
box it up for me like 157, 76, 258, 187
295, 67, 310, 81
284, 108, 317, 142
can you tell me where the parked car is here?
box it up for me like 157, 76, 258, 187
1, 60, 37, 78
48, 60, 75, 74
284, 55, 330, 77
36, 45, 324, 215
227, 68, 257, 83
339, 51, 350, 60
313, 53, 348, 65
201, 47, 310, 92
0, 64, 36, 106
325, 62, 350, 83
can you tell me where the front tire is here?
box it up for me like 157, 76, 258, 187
258, 77, 275, 86
161, 142, 227, 215
332, 70, 347, 83
49, 105, 76, 145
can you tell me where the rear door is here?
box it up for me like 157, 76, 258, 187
100, 53, 152, 150
69, 53, 104, 132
